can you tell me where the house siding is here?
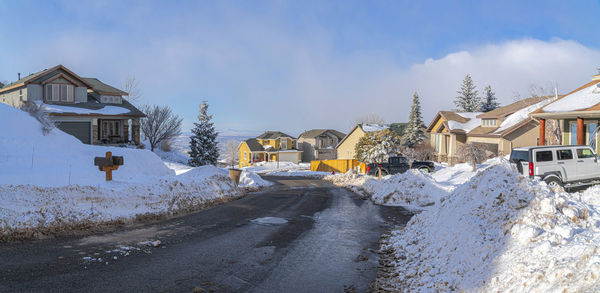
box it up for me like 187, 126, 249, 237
337, 128, 366, 160
238, 142, 252, 168
0, 87, 26, 107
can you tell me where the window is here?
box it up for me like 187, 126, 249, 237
281, 139, 287, 150
509, 150, 528, 162
556, 149, 573, 160
45, 84, 73, 102
577, 148, 595, 159
535, 151, 553, 162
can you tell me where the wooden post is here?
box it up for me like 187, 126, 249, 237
577, 117, 585, 145
94, 151, 123, 181
539, 119, 545, 146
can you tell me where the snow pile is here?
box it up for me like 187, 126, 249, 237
382, 159, 600, 291
267, 170, 331, 178
543, 82, 600, 112
0, 104, 241, 238
0, 165, 240, 236
239, 170, 273, 188
0, 104, 173, 187
325, 170, 449, 209
144, 135, 191, 165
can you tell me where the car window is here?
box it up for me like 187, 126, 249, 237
576, 148, 595, 159
535, 151, 553, 162
509, 150, 529, 162
556, 149, 573, 160
389, 157, 399, 164
399, 157, 408, 164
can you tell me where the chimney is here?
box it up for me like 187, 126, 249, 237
18, 73, 21, 80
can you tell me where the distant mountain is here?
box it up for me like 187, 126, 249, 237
217, 128, 263, 137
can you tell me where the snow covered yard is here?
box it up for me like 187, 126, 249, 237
0, 104, 241, 240
327, 157, 600, 291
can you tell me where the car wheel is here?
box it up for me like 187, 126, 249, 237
544, 176, 565, 193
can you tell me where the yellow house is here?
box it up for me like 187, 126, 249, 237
336, 124, 387, 160
238, 131, 302, 168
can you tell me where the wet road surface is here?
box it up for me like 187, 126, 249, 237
0, 176, 412, 292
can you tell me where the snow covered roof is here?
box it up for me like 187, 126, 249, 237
541, 81, 600, 113
43, 103, 132, 115
361, 123, 388, 132
494, 98, 554, 133
256, 131, 295, 140
444, 112, 482, 132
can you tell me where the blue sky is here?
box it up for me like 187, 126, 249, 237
1, 0, 600, 136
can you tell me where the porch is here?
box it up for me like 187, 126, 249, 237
537, 116, 599, 152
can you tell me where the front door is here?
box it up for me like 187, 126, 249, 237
101, 120, 123, 143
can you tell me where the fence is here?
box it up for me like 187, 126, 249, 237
310, 159, 366, 174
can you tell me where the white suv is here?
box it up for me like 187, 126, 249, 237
510, 145, 600, 189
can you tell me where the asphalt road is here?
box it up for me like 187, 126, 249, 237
0, 176, 412, 293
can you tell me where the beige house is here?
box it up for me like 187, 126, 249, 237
336, 124, 387, 160
467, 96, 555, 155
426, 111, 482, 165
0, 65, 144, 145
298, 129, 346, 162
531, 74, 600, 152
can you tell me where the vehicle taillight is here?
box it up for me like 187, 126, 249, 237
366, 166, 370, 172
528, 162, 534, 176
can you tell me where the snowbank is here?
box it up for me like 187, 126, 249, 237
239, 170, 273, 188
0, 104, 241, 238
381, 159, 600, 291
325, 170, 449, 209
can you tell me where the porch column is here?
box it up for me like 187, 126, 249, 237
132, 118, 141, 145
577, 117, 584, 145
539, 118, 545, 146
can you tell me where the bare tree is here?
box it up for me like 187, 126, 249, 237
221, 139, 240, 167
123, 76, 142, 103
402, 142, 435, 161
20, 101, 56, 135
140, 105, 183, 152
457, 143, 487, 171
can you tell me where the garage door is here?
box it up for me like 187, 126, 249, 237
57, 122, 91, 144
279, 152, 300, 163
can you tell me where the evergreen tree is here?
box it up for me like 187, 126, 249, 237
404, 92, 427, 147
188, 100, 219, 166
355, 129, 402, 164
480, 85, 500, 112
454, 74, 481, 112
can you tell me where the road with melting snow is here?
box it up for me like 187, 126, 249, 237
0, 176, 411, 292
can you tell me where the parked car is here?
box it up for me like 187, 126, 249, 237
366, 156, 435, 176
510, 145, 600, 189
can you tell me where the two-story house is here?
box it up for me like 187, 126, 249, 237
298, 129, 346, 162
238, 131, 302, 167
0, 65, 145, 145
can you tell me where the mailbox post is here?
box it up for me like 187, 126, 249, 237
94, 151, 124, 181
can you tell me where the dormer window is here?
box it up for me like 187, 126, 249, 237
45, 84, 73, 102
482, 119, 497, 127
100, 95, 122, 104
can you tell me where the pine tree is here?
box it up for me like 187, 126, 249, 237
404, 92, 427, 147
188, 100, 219, 166
480, 85, 500, 112
454, 74, 481, 112
355, 129, 402, 164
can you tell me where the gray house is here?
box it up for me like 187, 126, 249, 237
0, 65, 145, 145
298, 129, 346, 162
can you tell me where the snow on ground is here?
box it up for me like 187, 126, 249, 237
238, 170, 273, 188
332, 156, 600, 291
0, 104, 241, 238
242, 161, 310, 174
267, 170, 331, 178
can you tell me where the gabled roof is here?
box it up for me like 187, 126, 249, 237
82, 77, 129, 96
426, 111, 481, 133
299, 129, 346, 140
256, 131, 294, 140
243, 138, 265, 152
335, 123, 389, 149
477, 96, 553, 119
531, 76, 600, 117
0, 65, 93, 93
